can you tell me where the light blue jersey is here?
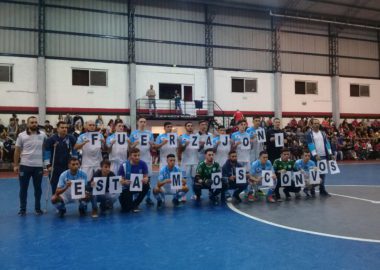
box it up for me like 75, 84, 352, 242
130, 130, 154, 164
156, 133, 178, 168
57, 169, 88, 189
231, 131, 250, 163
250, 160, 274, 177
294, 159, 316, 172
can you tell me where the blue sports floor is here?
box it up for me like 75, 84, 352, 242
1, 163, 380, 270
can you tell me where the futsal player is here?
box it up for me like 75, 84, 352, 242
106, 121, 130, 174
273, 148, 295, 202
231, 120, 251, 171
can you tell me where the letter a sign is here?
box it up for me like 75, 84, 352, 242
129, 174, 143, 191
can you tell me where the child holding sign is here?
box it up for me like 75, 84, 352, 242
248, 151, 277, 203
153, 154, 189, 208
51, 157, 90, 217
90, 159, 118, 218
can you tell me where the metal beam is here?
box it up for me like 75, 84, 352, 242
271, 17, 281, 72
38, 0, 45, 57
328, 24, 339, 76
128, 0, 135, 63
205, 5, 214, 68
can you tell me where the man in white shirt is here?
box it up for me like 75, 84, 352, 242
155, 122, 178, 169
74, 120, 105, 180
14, 116, 47, 216
306, 118, 334, 196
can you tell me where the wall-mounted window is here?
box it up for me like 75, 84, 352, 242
0, 64, 13, 82
350, 84, 370, 97
159, 83, 193, 101
72, 69, 107, 86
232, 78, 257, 93
295, 81, 318, 95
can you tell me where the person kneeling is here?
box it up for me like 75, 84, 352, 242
193, 149, 226, 205
89, 159, 118, 218
118, 148, 150, 213
51, 157, 90, 217
154, 154, 189, 209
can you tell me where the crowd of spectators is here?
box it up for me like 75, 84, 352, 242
0, 113, 379, 166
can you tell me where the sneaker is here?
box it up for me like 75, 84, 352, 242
233, 195, 242, 204
146, 198, 155, 206
247, 193, 256, 202
58, 209, 66, 218
91, 209, 98, 218
257, 189, 265, 197
320, 191, 331, 197
295, 193, 301, 200
191, 195, 201, 202
157, 200, 163, 209
285, 196, 291, 201
275, 196, 283, 202
35, 209, 44, 216
172, 198, 180, 207
132, 207, 141, 213
303, 188, 310, 197
79, 207, 86, 216
266, 195, 276, 203
18, 209, 26, 216
180, 195, 187, 202
310, 189, 316, 198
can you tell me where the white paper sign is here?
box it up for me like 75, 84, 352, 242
293, 171, 305, 187
236, 167, 246, 184
219, 135, 230, 150
281, 171, 292, 187
70, 179, 86, 199
204, 135, 214, 149
261, 170, 273, 186
329, 160, 340, 174
240, 136, 251, 150
168, 133, 178, 147
275, 133, 284, 147
92, 177, 107, 195
170, 172, 183, 190
108, 176, 122, 194
211, 172, 222, 189
309, 170, 321, 184
317, 160, 328, 174
129, 174, 143, 191
189, 134, 199, 149
115, 132, 128, 146
139, 134, 150, 149
89, 132, 101, 148
256, 129, 267, 143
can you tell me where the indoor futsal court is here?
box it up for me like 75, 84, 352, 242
1, 163, 379, 269
1, 0, 380, 269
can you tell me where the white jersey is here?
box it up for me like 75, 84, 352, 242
247, 127, 265, 162
77, 132, 104, 167
213, 135, 230, 167
180, 133, 199, 165
15, 131, 47, 167
156, 132, 178, 168
130, 129, 154, 164
106, 133, 129, 163
231, 131, 250, 163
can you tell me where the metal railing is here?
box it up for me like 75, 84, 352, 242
136, 98, 226, 126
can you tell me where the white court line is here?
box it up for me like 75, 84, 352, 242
338, 162, 380, 166
327, 185, 380, 187
227, 202, 380, 244
329, 193, 380, 204
227, 185, 380, 244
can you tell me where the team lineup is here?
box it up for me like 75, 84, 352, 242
14, 116, 339, 218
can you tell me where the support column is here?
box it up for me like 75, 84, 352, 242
37, 0, 46, 122
331, 75, 340, 125
207, 68, 214, 116
129, 63, 137, 131
37, 57, 46, 122
273, 72, 282, 119
205, 5, 215, 116
128, 0, 136, 130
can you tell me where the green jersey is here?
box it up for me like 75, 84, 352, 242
196, 161, 221, 181
273, 158, 295, 173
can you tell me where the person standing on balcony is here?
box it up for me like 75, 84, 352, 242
146, 85, 157, 116
174, 90, 182, 114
